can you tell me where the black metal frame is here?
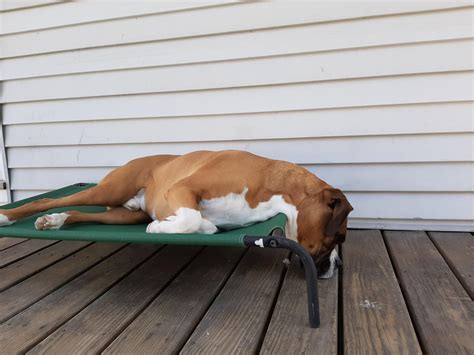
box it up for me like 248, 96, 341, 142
243, 232, 320, 328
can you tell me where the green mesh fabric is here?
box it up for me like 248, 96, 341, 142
0, 184, 287, 247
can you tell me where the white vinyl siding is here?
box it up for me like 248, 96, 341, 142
0, 0, 473, 231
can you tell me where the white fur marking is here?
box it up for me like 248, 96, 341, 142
318, 249, 339, 279
255, 238, 264, 248
146, 207, 205, 234
35, 213, 70, 230
123, 189, 145, 212
199, 187, 299, 240
0, 214, 15, 226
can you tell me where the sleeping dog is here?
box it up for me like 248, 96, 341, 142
0, 150, 352, 278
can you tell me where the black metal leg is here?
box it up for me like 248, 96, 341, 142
243, 235, 320, 328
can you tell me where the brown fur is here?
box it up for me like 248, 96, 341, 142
0, 150, 353, 257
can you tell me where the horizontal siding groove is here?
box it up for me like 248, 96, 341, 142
1, 5, 472, 59
0, 0, 62, 13
7, 161, 474, 169
1, 37, 472, 82
4, 131, 474, 148
3, 69, 473, 104
9, 162, 474, 192
2, 38, 474, 83
0, 1, 241, 36
1, 2, 470, 36
6, 133, 473, 166
4, 100, 472, 127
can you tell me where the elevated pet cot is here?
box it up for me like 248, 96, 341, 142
0, 183, 320, 328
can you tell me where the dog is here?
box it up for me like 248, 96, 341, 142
0, 150, 352, 278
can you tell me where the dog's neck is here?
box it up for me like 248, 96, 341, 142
264, 161, 331, 207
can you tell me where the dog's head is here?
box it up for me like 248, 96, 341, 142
296, 188, 353, 277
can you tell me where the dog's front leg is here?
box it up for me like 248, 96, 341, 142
146, 183, 217, 234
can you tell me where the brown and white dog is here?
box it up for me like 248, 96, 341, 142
0, 150, 352, 278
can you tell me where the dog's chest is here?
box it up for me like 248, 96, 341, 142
199, 188, 297, 232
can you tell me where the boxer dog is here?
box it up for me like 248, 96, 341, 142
0, 150, 352, 278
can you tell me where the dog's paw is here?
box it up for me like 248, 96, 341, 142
0, 213, 15, 226
35, 213, 70, 230
198, 218, 218, 234
146, 220, 163, 233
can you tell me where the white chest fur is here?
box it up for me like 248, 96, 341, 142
199, 188, 298, 240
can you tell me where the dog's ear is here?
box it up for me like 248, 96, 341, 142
321, 188, 353, 237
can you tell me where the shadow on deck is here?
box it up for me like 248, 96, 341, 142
0, 230, 472, 354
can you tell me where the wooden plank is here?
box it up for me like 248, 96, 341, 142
28, 245, 202, 354
9, 162, 474, 193
0, 240, 91, 291
0, 244, 160, 354
180, 247, 288, 354
260, 255, 338, 354
4, 72, 472, 125
5, 102, 473, 147
0, 236, 27, 250
343, 230, 421, 354
4, 40, 473, 103
0, 238, 57, 267
103, 246, 245, 354
429, 232, 474, 299
7, 132, 473, 166
0, 242, 123, 322
1, 5, 472, 59
384, 231, 474, 354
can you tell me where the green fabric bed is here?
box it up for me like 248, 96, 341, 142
0, 183, 320, 328
0, 183, 287, 246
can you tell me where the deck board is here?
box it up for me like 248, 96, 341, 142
28, 245, 201, 354
385, 231, 474, 354
180, 248, 289, 354
343, 230, 421, 354
0, 239, 58, 267
0, 230, 471, 354
428, 232, 474, 299
0, 237, 27, 251
0, 244, 160, 354
0, 242, 123, 322
104, 246, 246, 354
0, 240, 91, 291
260, 255, 338, 355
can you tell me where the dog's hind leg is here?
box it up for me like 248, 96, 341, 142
35, 207, 151, 230
0, 181, 138, 226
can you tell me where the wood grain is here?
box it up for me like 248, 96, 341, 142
103, 246, 245, 354
343, 230, 421, 354
0, 237, 27, 251
0, 244, 160, 354
385, 231, 474, 354
0, 238, 57, 267
260, 255, 338, 354
180, 247, 288, 354
28, 245, 201, 354
0, 242, 123, 322
428, 232, 474, 299
0, 240, 91, 291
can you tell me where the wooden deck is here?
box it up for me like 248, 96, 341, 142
0, 230, 472, 354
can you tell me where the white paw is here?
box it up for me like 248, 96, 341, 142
0, 214, 15, 226
146, 208, 202, 234
146, 220, 163, 233
35, 213, 70, 230
198, 218, 218, 234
